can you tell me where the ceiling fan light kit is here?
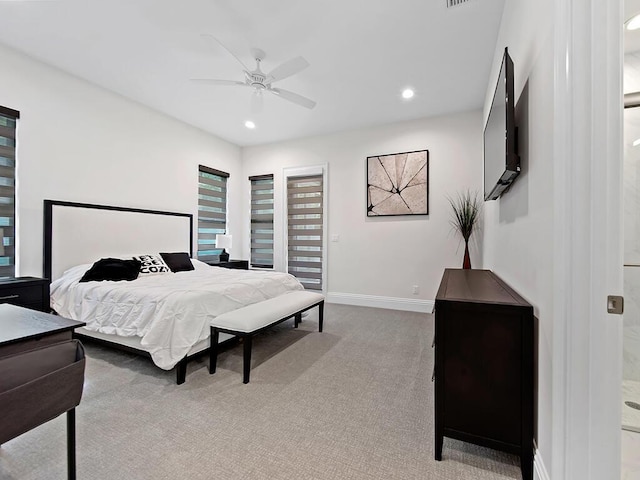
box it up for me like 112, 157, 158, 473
191, 36, 317, 111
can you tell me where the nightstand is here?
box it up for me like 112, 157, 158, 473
0, 277, 50, 312
209, 260, 249, 270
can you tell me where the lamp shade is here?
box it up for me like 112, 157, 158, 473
215, 234, 232, 250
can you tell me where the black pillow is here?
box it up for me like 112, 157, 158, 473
79, 258, 142, 283
159, 252, 194, 273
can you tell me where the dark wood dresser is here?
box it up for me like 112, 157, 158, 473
434, 268, 534, 480
0, 277, 50, 312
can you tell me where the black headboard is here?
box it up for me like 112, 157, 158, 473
43, 200, 193, 281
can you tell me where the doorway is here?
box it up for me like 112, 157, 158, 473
623, 102, 640, 435
623, 3, 640, 474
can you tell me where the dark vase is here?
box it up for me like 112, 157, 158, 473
463, 241, 471, 269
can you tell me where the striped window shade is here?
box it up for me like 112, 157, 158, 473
197, 165, 229, 263
0, 107, 18, 278
287, 174, 323, 290
249, 174, 274, 268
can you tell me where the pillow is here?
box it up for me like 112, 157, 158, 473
133, 254, 171, 275
159, 252, 194, 273
79, 258, 142, 283
190, 259, 211, 270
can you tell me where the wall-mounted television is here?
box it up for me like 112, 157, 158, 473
484, 47, 520, 201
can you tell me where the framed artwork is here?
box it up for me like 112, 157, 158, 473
367, 149, 429, 216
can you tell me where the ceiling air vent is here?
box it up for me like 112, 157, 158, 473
446, 0, 471, 7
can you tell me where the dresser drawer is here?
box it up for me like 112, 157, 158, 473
0, 278, 49, 312
0, 285, 43, 305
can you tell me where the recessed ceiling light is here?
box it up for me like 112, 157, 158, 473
626, 13, 640, 30
245, 120, 255, 129
402, 88, 415, 100
633, 138, 640, 147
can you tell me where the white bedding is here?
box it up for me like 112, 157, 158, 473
51, 260, 304, 369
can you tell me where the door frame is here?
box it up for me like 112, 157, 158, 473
281, 164, 329, 293
552, 0, 624, 478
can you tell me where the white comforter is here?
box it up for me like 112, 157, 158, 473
51, 260, 304, 369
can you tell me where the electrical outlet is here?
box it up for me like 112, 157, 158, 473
412, 285, 419, 295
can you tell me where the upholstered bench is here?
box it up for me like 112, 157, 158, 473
209, 290, 325, 383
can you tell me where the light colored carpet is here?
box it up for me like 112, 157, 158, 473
0, 304, 521, 480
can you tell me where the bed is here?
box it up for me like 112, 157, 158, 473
43, 200, 304, 383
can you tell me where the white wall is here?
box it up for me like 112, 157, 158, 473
0, 43, 242, 276
1, 38, 483, 309
242, 111, 483, 311
482, 0, 554, 477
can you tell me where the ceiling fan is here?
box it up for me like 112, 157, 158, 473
191, 35, 316, 112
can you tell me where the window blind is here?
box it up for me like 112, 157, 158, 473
198, 165, 228, 263
249, 174, 274, 268
0, 107, 18, 278
287, 174, 323, 290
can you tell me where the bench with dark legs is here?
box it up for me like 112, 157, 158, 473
209, 290, 325, 384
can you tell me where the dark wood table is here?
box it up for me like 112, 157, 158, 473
0, 277, 50, 312
208, 260, 249, 270
0, 303, 85, 359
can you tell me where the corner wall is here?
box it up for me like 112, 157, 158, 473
242, 111, 483, 311
0, 43, 242, 276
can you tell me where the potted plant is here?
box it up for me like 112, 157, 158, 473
448, 190, 481, 269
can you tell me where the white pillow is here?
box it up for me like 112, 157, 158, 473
190, 259, 211, 270
133, 254, 171, 275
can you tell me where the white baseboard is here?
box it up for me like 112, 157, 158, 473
534, 448, 550, 480
326, 292, 434, 313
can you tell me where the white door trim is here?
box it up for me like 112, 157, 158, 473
552, 0, 623, 478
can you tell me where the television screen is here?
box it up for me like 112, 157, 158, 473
484, 48, 519, 201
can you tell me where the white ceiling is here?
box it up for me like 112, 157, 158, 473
0, 0, 506, 147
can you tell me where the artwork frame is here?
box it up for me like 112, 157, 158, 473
366, 149, 429, 217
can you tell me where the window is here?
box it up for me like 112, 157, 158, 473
197, 165, 229, 263
287, 174, 323, 290
249, 174, 274, 268
0, 106, 18, 278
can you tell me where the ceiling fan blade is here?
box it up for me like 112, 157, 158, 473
190, 79, 248, 87
266, 56, 310, 82
250, 90, 263, 113
270, 88, 316, 109
201, 33, 250, 71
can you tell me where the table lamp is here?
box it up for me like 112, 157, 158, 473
215, 234, 232, 262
